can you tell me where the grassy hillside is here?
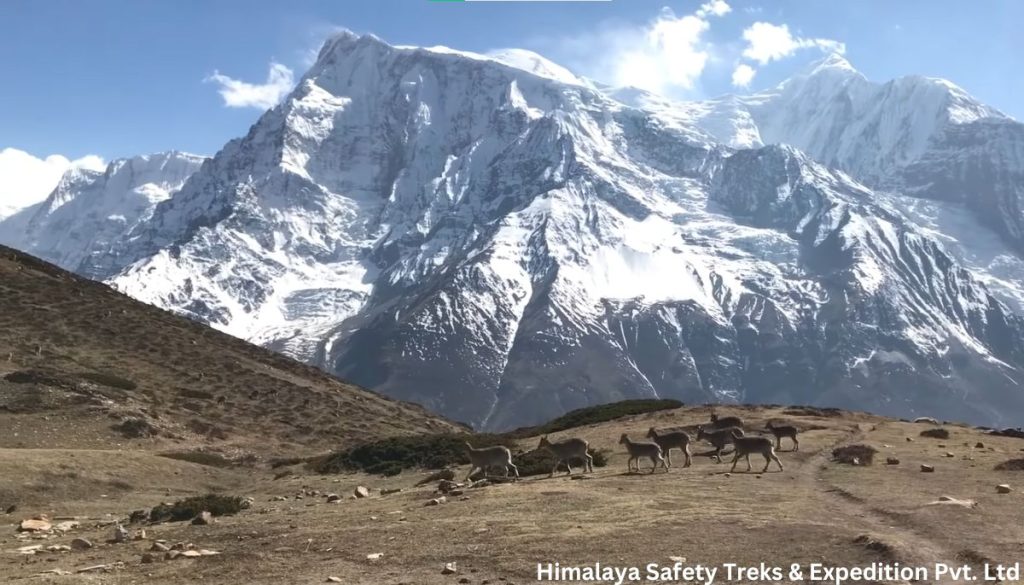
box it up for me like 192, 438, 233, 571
0, 245, 463, 457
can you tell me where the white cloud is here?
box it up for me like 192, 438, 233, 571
696, 0, 732, 18
731, 64, 756, 88
0, 148, 105, 219
206, 62, 295, 110
740, 22, 845, 65
542, 3, 731, 97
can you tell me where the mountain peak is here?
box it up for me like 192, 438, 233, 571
805, 52, 861, 77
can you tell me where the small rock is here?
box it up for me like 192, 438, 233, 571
141, 552, 158, 564
945, 452, 956, 458
997, 484, 1012, 494
886, 457, 900, 465
241, 497, 255, 509
181, 550, 203, 558
128, 510, 148, 524
723, 473, 731, 478
920, 464, 935, 473
113, 524, 130, 543
165, 550, 181, 560
327, 578, 342, 583
449, 489, 465, 497
976, 442, 985, 449
438, 480, 461, 493
425, 496, 447, 507
271, 496, 288, 502
906, 437, 914, 442
442, 562, 458, 575
325, 494, 341, 503
19, 518, 51, 532
46, 545, 71, 552
381, 488, 402, 496
70, 538, 93, 551
53, 520, 79, 532
151, 542, 171, 552
5, 504, 17, 514
367, 552, 384, 561
191, 511, 213, 525
459, 579, 471, 584
669, 556, 686, 563
354, 486, 370, 498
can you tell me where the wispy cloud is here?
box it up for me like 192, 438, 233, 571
539, 2, 732, 97
0, 148, 105, 218
740, 22, 845, 65
206, 62, 295, 110
731, 64, 756, 88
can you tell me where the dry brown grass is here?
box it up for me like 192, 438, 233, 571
0, 404, 1021, 584
0, 245, 463, 458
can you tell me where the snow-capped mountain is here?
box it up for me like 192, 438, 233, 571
676, 53, 1024, 254
2, 34, 1023, 430
0, 151, 206, 278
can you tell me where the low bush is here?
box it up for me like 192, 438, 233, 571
832, 444, 877, 465
920, 428, 951, 439
158, 451, 235, 468
149, 494, 245, 523
80, 371, 137, 391
994, 459, 1024, 471
514, 448, 609, 477
310, 433, 507, 476
111, 418, 158, 438
508, 399, 684, 438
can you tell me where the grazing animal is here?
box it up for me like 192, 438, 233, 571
618, 433, 666, 474
464, 442, 519, 481
765, 421, 799, 451
646, 427, 692, 468
709, 413, 744, 430
729, 430, 783, 472
538, 436, 593, 476
696, 425, 745, 462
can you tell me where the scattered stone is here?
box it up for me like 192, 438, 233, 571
271, 496, 288, 501
449, 489, 465, 497
165, 551, 181, 561
128, 510, 148, 524
354, 486, 370, 499
134, 529, 147, 540
381, 488, 402, 496
976, 442, 986, 449
946, 452, 956, 458
920, 464, 935, 472
17, 545, 42, 554
459, 578, 471, 584
325, 494, 341, 503
474, 528, 490, 534
150, 542, 171, 552
886, 457, 900, 465
914, 416, 940, 424
928, 496, 977, 508
241, 497, 255, 509
906, 437, 914, 442
997, 484, 1012, 494
442, 562, 458, 575
425, 496, 447, 506
113, 524, 130, 543
54, 520, 79, 532
71, 538, 93, 551
723, 473, 731, 478
5, 504, 16, 514
141, 552, 158, 564
191, 511, 213, 525
47, 545, 72, 552
19, 517, 51, 532
669, 556, 686, 563
181, 550, 203, 558
367, 553, 384, 561
327, 578, 342, 583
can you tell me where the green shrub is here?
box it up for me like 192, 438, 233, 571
514, 448, 609, 477
509, 399, 684, 438
157, 451, 235, 468
920, 428, 950, 439
111, 418, 158, 438
149, 494, 245, 523
310, 433, 507, 475
80, 371, 138, 391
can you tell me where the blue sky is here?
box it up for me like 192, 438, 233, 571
1, 0, 1021, 167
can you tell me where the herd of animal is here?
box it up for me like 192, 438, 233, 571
463, 414, 801, 481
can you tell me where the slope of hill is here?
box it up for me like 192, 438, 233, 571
0, 244, 462, 456
1, 403, 1022, 584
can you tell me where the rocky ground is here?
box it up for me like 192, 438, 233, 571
2, 405, 1022, 584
